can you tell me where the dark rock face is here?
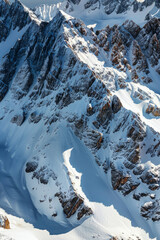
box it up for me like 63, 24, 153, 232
146, 104, 160, 116
123, 20, 141, 38
137, 18, 160, 63
148, 33, 160, 66
93, 18, 160, 85
141, 200, 160, 221
0, 20, 9, 42
11, 112, 25, 126
70, 0, 81, 4
0, 0, 10, 19
68, 0, 159, 15
29, 111, 42, 123
25, 161, 38, 173
32, 165, 57, 184
84, 0, 99, 9
55, 192, 92, 220
0, 215, 10, 229
112, 95, 122, 114
97, 101, 112, 124
132, 40, 148, 73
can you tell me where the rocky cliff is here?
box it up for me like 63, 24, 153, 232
67, 0, 160, 14
0, 0, 160, 239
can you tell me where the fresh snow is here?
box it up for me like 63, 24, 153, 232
0, 1, 160, 240
34, 1, 156, 29
0, 125, 155, 239
0, 208, 51, 240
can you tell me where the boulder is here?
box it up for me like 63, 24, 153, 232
146, 104, 160, 117
11, 112, 25, 126
132, 40, 148, 73
0, 215, 10, 229
97, 101, 112, 124
141, 200, 160, 221
55, 192, 92, 220
25, 161, 38, 173
112, 95, 122, 113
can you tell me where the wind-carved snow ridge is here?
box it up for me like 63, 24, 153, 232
0, 0, 160, 239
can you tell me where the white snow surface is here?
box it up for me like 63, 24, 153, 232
34, 1, 158, 29
0, 123, 155, 240
0, 2, 160, 240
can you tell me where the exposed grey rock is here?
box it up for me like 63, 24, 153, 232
141, 200, 160, 221
84, 0, 99, 9
123, 20, 141, 38
11, 112, 25, 126
32, 165, 57, 184
97, 101, 112, 124
112, 95, 122, 114
68, 0, 160, 17
132, 40, 148, 73
29, 111, 42, 123
25, 161, 38, 173
0, 215, 10, 229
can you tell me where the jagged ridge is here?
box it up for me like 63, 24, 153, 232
0, 0, 160, 239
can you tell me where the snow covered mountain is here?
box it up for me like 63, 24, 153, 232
0, 0, 160, 239
34, 0, 160, 27
66, 0, 160, 15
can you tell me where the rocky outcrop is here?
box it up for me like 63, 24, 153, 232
0, 215, 10, 229
132, 40, 148, 73
0, 1, 160, 230
0, 0, 39, 43
0, 0, 10, 19
90, 18, 160, 87
123, 20, 141, 38
55, 192, 92, 220
97, 101, 112, 124
31, 165, 57, 184
141, 200, 160, 221
146, 104, 160, 117
112, 95, 122, 113
148, 33, 160, 67
11, 112, 25, 126
137, 18, 160, 67
25, 161, 38, 173
67, 0, 160, 18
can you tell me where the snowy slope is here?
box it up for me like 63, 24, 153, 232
0, 124, 154, 240
0, 0, 160, 240
34, 0, 160, 29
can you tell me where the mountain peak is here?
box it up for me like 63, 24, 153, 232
34, 0, 160, 28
